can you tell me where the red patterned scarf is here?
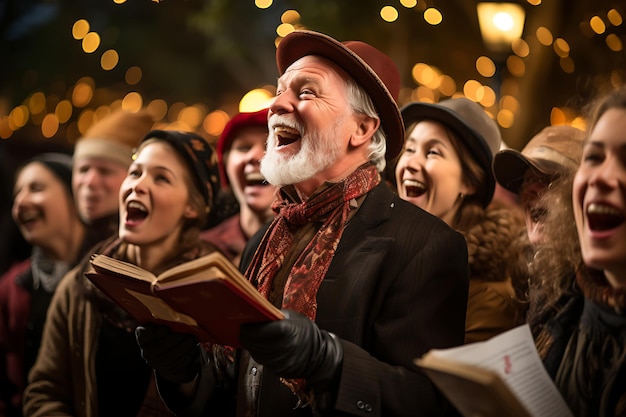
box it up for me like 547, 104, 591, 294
245, 163, 380, 320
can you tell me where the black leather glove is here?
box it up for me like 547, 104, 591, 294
239, 310, 343, 387
135, 324, 201, 384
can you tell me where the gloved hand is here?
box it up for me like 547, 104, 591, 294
135, 324, 201, 384
239, 310, 343, 387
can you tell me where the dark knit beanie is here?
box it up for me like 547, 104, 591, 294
31, 152, 74, 197
138, 130, 221, 215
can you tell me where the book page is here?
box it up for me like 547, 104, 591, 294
427, 325, 572, 417
91, 255, 157, 283
126, 289, 199, 326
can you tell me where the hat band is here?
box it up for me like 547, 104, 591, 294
73, 138, 134, 168
525, 146, 578, 172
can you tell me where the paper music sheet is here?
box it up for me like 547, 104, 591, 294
427, 324, 573, 417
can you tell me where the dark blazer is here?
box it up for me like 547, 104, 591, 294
170, 182, 469, 417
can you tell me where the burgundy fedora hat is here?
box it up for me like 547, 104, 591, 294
276, 30, 404, 161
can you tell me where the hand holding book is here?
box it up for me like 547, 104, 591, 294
85, 251, 284, 347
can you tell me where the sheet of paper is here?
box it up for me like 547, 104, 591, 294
428, 324, 573, 417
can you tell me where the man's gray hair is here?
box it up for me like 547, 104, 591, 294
345, 78, 387, 172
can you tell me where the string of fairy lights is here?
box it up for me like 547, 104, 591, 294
0, 0, 623, 144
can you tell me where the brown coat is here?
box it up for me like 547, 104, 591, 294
462, 202, 527, 344
22, 237, 215, 417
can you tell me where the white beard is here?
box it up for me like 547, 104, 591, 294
261, 114, 342, 187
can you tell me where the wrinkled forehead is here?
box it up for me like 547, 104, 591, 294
279, 55, 350, 86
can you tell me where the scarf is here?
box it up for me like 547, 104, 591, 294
536, 266, 626, 417
245, 163, 380, 320
30, 246, 71, 293
242, 163, 380, 407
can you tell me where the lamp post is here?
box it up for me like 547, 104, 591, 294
477, 2, 526, 54
476, 2, 526, 100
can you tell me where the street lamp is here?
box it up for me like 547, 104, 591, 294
477, 2, 526, 54
476, 1, 526, 105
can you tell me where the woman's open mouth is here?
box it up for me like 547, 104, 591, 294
586, 202, 625, 231
402, 179, 427, 198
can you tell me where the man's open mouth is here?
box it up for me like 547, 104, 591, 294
274, 126, 301, 147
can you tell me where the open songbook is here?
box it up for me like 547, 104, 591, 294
415, 324, 573, 417
85, 251, 284, 347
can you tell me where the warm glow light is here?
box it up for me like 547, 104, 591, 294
415, 86, 436, 103
72, 19, 90, 40
477, 86, 496, 107
165, 103, 186, 122
506, 55, 525, 77
526, 0, 541, 5
41, 114, 59, 138
590, 16, 606, 34
203, 110, 230, 136
240, 88, 273, 112
536, 26, 553, 46
420, 65, 438, 87
571, 117, 586, 131
607, 9, 623, 26
255, 0, 272, 9
0, 117, 12, 139
424, 8, 442, 25
281, 10, 300, 24
126, 66, 143, 85
77, 110, 95, 134
500, 95, 520, 113
476, 56, 496, 77
553, 38, 570, 57
178, 105, 205, 129
477, 2, 525, 52
147, 99, 168, 121
400, 0, 417, 7
82, 32, 100, 53
497, 109, 514, 128
28, 93, 46, 114
114, 0, 127, 4
72, 82, 94, 108
493, 12, 514, 31
411, 63, 427, 84
10, 105, 30, 127
438, 75, 457, 96
276, 23, 294, 37
380, 6, 399, 23
511, 38, 529, 57
55, 100, 73, 123
606, 34, 623, 51
550, 107, 566, 125
101, 49, 119, 70
560, 57, 575, 73
463, 80, 482, 101
122, 92, 143, 111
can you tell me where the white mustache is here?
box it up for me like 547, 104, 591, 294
268, 114, 304, 135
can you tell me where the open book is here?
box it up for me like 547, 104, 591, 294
415, 324, 573, 417
85, 251, 283, 347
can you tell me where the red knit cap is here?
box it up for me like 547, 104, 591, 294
217, 108, 269, 188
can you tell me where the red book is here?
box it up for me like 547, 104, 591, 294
85, 251, 283, 347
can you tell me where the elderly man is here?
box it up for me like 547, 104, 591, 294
136, 30, 468, 417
